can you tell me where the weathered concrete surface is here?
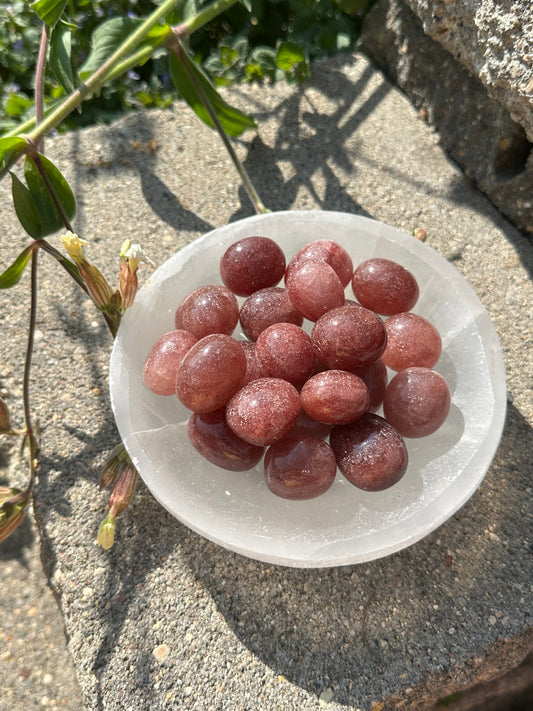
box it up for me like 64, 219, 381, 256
361, 0, 533, 234
0, 54, 532, 710
0, 510, 83, 710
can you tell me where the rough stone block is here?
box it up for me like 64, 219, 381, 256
404, 0, 533, 141
361, 0, 533, 234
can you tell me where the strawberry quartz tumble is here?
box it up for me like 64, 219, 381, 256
285, 259, 345, 321
285, 239, 354, 287
264, 435, 337, 500
142, 329, 197, 396
226, 377, 301, 447
330, 413, 408, 491
255, 322, 316, 388
187, 408, 264, 471
383, 367, 451, 438
239, 287, 303, 341
220, 236, 286, 297
300, 370, 370, 425
311, 305, 387, 370
175, 284, 239, 339
352, 258, 419, 315
382, 313, 442, 371
238, 340, 267, 386
176, 334, 246, 413
352, 359, 388, 412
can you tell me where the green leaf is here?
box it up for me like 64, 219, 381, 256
49, 23, 75, 94
239, 0, 252, 11
24, 154, 75, 236
0, 137, 28, 174
0, 245, 34, 289
4, 93, 33, 119
79, 18, 139, 80
168, 0, 202, 25
275, 42, 306, 71
78, 17, 169, 80
10, 172, 43, 238
30, 0, 68, 27
169, 48, 257, 137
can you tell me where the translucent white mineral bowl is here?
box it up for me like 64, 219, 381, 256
109, 211, 506, 567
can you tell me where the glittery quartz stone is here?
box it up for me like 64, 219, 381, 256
226, 377, 301, 447
330, 413, 408, 491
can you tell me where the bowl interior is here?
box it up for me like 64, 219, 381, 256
109, 211, 506, 567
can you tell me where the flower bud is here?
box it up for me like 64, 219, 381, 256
0, 397, 11, 433
0, 487, 29, 544
108, 462, 138, 518
108, 290, 123, 315
118, 241, 154, 312
78, 261, 113, 310
97, 450, 138, 550
97, 512, 116, 550
118, 260, 138, 311
99, 443, 128, 490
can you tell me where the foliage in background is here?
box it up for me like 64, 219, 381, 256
0, 0, 372, 134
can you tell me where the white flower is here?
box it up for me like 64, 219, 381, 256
120, 240, 155, 271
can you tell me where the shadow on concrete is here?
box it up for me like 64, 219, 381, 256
69, 56, 388, 238
179, 402, 532, 708
230, 59, 388, 221
446, 174, 533, 278
0, 495, 35, 565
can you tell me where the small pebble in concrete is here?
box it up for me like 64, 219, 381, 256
153, 644, 170, 661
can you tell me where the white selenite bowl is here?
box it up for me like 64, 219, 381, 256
109, 211, 506, 567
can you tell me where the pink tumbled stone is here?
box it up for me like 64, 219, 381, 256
175, 284, 239, 339
220, 236, 286, 297
226, 377, 301, 447
352, 258, 419, 315
352, 359, 388, 412
383, 367, 451, 438
311, 305, 387, 370
187, 408, 264, 471
286, 259, 345, 321
239, 287, 303, 341
264, 435, 337, 500
286, 239, 354, 287
255, 322, 316, 387
330, 413, 408, 491
238, 340, 267, 386
142, 329, 198, 396
382, 312, 442, 371
176, 334, 246, 413
300, 370, 370, 425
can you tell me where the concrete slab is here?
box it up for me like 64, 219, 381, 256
0, 53, 531, 710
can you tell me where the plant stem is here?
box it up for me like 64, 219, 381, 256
174, 0, 238, 37
170, 40, 269, 215
22, 248, 40, 494
34, 23, 49, 153
24, 0, 183, 146
105, 44, 164, 85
